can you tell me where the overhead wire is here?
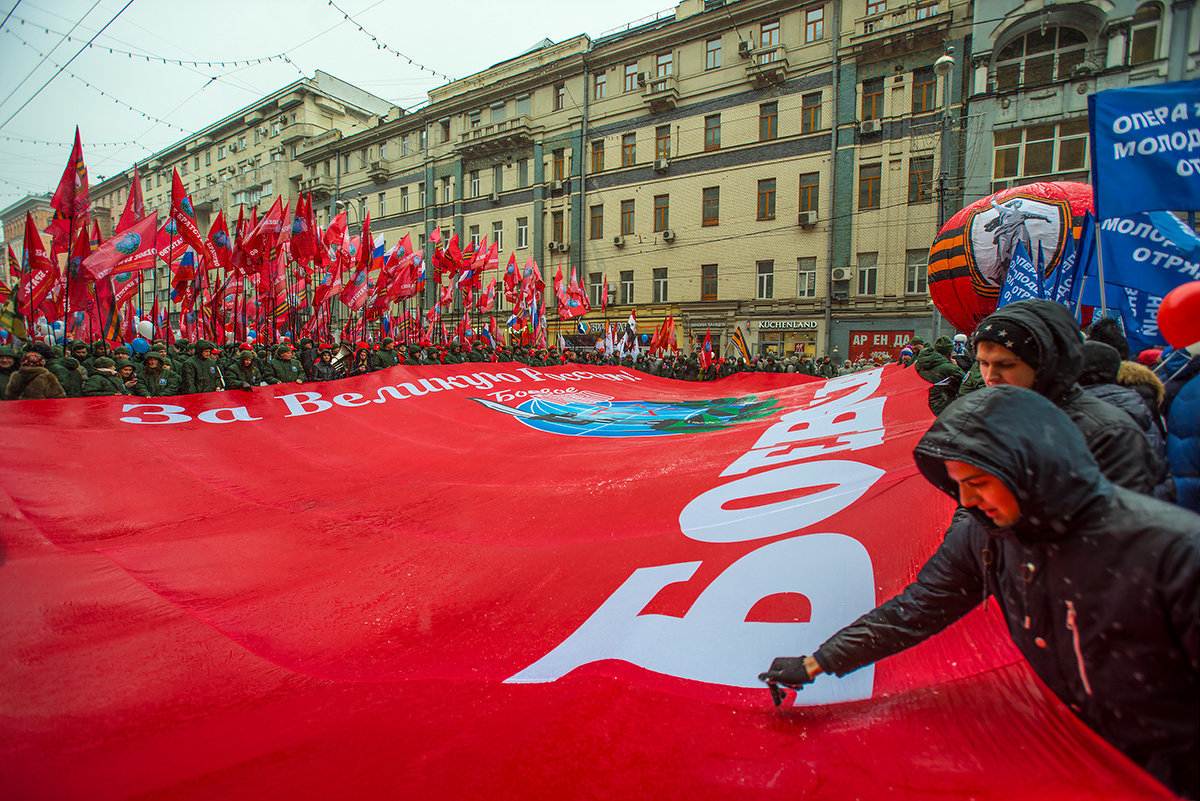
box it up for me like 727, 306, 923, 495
0, 0, 102, 112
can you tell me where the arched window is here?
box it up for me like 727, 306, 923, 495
995, 27, 1088, 91
1130, 3, 1161, 65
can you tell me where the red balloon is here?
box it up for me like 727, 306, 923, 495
1156, 281, 1200, 349
928, 181, 1094, 334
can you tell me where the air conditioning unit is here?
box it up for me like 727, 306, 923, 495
547, 241, 559, 252
798, 211, 818, 226
612, 235, 625, 247
488, 191, 501, 204
738, 40, 752, 58
832, 267, 852, 281
258, 126, 269, 135
859, 119, 882, 135
228, 143, 239, 153
557, 241, 570, 253
637, 71, 650, 87
661, 229, 675, 242
278, 114, 288, 125
654, 158, 669, 173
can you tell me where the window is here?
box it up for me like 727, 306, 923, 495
757, 178, 776, 220
915, 2, 938, 19
859, 163, 881, 210
157, 173, 163, 187
551, 212, 564, 243
759, 102, 778, 141
655, 126, 671, 160
205, 150, 211, 166
517, 217, 528, 249
469, 225, 480, 247
181, 160, 188, 177
701, 264, 718, 300
516, 94, 531, 116
552, 149, 565, 181
620, 200, 635, 235
705, 37, 722, 69
554, 84, 566, 110
620, 270, 634, 304
493, 164, 503, 193
591, 140, 605, 173
653, 194, 669, 232
801, 92, 821, 133
862, 77, 884, 120
866, 0, 886, 14
401, 135, 410, 157
906, 250, 928, 294
590, 205, 604, 239
587, 272, 604, 307
797, 258, 817, 298
401, 186, 409, 212
468, 110, 482, 128
492, 222, 503, 252
418, 128, 427, 149
378, 192, 386, 216
757, 260, 774, 299
470, 170, 480, 197
799, 173, 819, 213
1130, 3, 1161, 65
760, 19, 780, 60
653, 268, 668, 303
491, 102, 506, 123
239, 136, 247, 151
593, 72, 607, 100
805, 8, 823, 42
991, 120, 1089, 189
857, 253, 878, 295
912, 67, 936, 113
441, 176, 451, 204
218, 144, 226, 160
517, 159, 529, 187
193, 156, 200, 171
655, 52, 673, 78
417, 181, 425, 206
621, 133, 636, 166
702, 187, 719, 226
995, 27, 1087, 91
623, 63, 638, 92
704, 114, 721, 150
379, 141, 388, 160
909, 156, 934, 203
343, 154, 352, 173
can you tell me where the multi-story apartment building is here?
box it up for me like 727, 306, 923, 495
297, 0, 970, 358
0, 194, 52, 284
963, 0, 1198, 204
88, 70, 391, 310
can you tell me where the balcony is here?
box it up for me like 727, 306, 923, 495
192, 184, 222, 213
367, 158, 395, 184
280, 122, 321, 145
301, 174, 335, 199
849, 2, 950, 52
456, 115, 536, 156
642, 74, 679, 113
746, 47, 789, 87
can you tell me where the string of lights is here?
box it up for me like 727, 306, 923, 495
8, 14, 304, 72
0, 132, 147, 149
326, 0, 452, 82
3, 27, 194, 135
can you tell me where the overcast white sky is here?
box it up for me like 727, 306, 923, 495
0, 0, 674, 207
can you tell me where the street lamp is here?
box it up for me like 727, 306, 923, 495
931, 47, 955, 340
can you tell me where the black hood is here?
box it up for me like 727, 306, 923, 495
973, 299, 1084, 403
912, 385, 1110, 544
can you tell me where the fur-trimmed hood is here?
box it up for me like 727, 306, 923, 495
1118, 360, 1164, 403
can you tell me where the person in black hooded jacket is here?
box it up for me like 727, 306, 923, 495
968, 299, 1160, 495
761, 386, 1198, 799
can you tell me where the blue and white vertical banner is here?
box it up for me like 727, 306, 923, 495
1097, 213, 1200, 296
996, 241, 1043, 308
1089, 79, 1200, 219
1113, 285, 1165, 355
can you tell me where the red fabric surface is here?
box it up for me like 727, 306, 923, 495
0, 365, 1176, 800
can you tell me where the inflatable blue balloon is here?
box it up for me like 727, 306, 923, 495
247, 330, 257, 341
0, 329, 8, 338
641, 334, 649, 343
130, 337, 150, 354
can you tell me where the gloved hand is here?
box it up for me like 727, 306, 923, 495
758, 656, 816, 706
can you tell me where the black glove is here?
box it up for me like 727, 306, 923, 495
758, 656, 815, 706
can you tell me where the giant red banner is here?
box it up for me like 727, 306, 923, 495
0, 366, 1175, 800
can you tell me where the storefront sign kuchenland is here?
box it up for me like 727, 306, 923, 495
757, 320, 818, 330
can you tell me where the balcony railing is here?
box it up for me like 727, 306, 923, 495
745, 47, 789, 87
642, 74, 679, 112
456, 115, 536, 156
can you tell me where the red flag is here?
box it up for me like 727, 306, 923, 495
170, 170, 219, 270
339, 214, 373, 310
503, 252, 519, 303
601, 276, 609, 312
488, 313, 500, 346
477, 279, 497, 314
117, 166, 145, 233
18, 213, 56, 317
699, 328, 713, 371
322, 211, 347, 250
553, 263, 565, 305
207, 212, 233, 272
437, 283, 453, 309
83, 214, 159, 282
156, 218, 191, 279
312, 269, 343, 309
46, 127, 90, 259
